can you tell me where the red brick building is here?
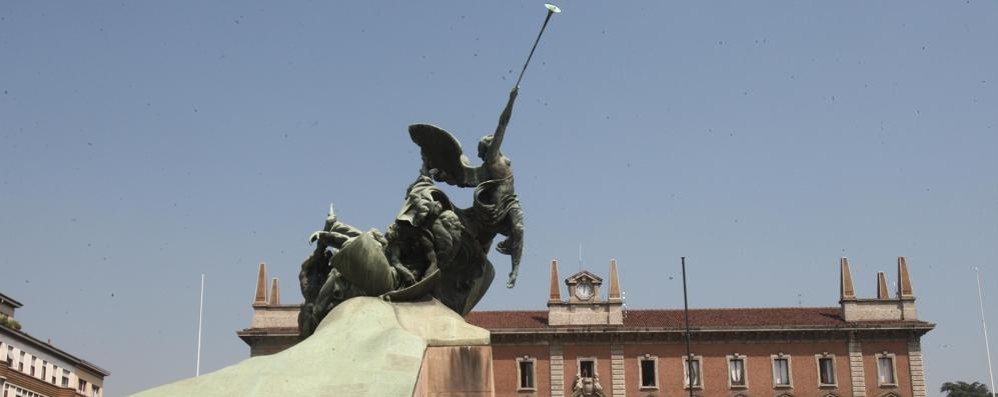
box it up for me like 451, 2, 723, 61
468, 258, 931, 397
239, 257, 932, 397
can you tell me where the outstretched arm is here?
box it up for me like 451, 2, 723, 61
486, 87, 519, 162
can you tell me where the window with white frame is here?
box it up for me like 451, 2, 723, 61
638, 354, 658, 389
771, 353, 793, 387
683, 354, 703, 389
728, 354, 748, 388
876, 352, 897, 386
578, 357, 596, 378
816, 354, 836, 386
516, 356, 536, 390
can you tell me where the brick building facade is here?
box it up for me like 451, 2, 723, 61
238, 257, 932, 397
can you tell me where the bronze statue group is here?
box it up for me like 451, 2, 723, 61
297, 88, 525, 339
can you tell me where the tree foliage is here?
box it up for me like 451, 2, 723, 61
941, 381, 993, 397
0, 316, 21, 331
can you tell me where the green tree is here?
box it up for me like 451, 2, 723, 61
941, 381, 993, 397
0, 316, 21, 330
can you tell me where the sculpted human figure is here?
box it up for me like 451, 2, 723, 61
295, 86, 532, 339
409, 87, 525, 288
295, 88, 529, 339
289, 0, 564, 337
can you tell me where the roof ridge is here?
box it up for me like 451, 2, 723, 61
627, 306, 840, 311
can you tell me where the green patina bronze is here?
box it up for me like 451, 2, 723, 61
297, 88, 526, 339
296, 1, 561, 340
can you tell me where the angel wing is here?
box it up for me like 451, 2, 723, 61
408, 124, 480, 187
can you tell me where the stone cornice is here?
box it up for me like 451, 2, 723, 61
490, 325, 933, 344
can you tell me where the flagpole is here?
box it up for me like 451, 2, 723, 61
682, 257, 695, 397
976, 267, 995, 395
196, 273, 204, 376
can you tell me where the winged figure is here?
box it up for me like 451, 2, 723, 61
296, 89, 527, 339
408, 88, 525, 288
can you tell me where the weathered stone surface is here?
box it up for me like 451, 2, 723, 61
394, 298, 490, 347
133, 297, 489, 397
412, 346, 495, 397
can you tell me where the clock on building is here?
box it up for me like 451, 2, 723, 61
575, 281, 594, 300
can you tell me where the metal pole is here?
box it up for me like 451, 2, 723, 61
977, 267, 996, 395
196, 273, 204, 376
682, 257, 695, 397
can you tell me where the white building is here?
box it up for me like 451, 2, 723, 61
1, 292, 109, 397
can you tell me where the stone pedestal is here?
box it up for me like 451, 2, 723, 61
132, 297, 494, 397
413, 345, 495, 397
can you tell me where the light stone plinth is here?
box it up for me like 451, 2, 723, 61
133, 297, 490, 397
548, 303, 624, 326
249, 304, 300, 329
412, 345, 495, 396
841, 299, 917, 322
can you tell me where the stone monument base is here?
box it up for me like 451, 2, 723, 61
132, 297, 494, 397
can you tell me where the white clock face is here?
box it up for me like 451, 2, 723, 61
575, 282, 594, 300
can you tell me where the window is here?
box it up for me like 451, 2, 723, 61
516, 356, 536, 390
772, 354, 793, 387
579, 358, 596, 378
728, 354, 748, 388
18, 352, 24, 371
638, 354, 658, 389
41, 361, 47, 380
92, 385, 100, 397
78, 379, 87, 393
6, 346, 12, 368
684, 355, 703, 388
29, 357, 35, 376
816, 354, 836, 386
876, 353, 897, 386
62, 369, 70, 387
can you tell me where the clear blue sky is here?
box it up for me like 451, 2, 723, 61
1, 1, 996, 395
